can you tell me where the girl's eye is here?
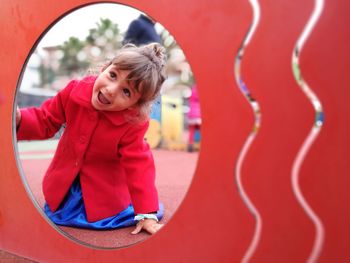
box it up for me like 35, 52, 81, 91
123, 88, 131, 98
109, 71, 117, 78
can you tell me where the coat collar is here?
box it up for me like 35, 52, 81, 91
70, 75, 136, 126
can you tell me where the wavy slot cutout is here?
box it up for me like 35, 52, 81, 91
291, 0, 325, 262
234, 0, 261, 262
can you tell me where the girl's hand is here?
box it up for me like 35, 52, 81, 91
131, 219, 163, 235
16, 107, 21, 127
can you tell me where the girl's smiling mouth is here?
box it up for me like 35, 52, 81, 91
98, 91, 111, 105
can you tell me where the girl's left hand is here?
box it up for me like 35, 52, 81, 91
131, 219, 163, 235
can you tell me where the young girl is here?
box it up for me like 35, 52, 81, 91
16, 43, 167, 235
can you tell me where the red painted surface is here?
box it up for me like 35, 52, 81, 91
0, 0, 254, 262
300, 0, 350, 262
241, 1, 316, 262
3, 0, 349, 262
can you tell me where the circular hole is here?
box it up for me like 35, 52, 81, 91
14, 3, 200, 248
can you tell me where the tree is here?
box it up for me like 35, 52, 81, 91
58, 37, 89, 77
85, 18, 123, 61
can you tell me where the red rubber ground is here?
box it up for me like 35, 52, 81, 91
18, 148, 198, 248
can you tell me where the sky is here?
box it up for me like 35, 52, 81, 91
37, 3, 142, 48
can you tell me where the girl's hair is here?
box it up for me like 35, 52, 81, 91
107, 43, 167, 122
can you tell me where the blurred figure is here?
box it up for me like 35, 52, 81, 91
187, 84, 201, 152
123, 14, 161, 46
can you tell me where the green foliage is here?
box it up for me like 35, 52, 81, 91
58, 37, 89, 76
39, 18, 123, 83
38, 63, 55, 86
86, 18, 121, 47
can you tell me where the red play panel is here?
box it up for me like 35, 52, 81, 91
0, 1, 253, 261
1, 0, 350, 262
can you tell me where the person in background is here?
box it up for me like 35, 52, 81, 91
16, 43, 167, 235
123, 14, 161, 46
187, 84, 201, 152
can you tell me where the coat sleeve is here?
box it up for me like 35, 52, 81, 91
118, 121, 159, 214
17, 80, 77, 140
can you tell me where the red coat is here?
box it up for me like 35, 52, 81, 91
17, 76, 159, 222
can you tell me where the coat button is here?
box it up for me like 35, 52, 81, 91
75, 160, 78, 166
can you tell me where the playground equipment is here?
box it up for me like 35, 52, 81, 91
1, 0, 350, 262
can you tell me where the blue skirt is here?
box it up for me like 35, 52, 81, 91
44, 177, 164, 230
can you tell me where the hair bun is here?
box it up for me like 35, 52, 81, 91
145, 43, 167, 68
151, 43, 165, 58
146, 43, 164, 58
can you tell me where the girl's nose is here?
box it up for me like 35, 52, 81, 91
105, 85, 119, 97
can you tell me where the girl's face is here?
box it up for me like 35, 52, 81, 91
91, 65, 141, 112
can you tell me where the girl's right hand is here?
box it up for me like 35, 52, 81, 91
16, 107, 21, 127
131, 219, 163, 235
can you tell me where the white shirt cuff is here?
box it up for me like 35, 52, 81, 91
134, 213, 159, 222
